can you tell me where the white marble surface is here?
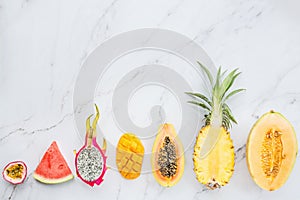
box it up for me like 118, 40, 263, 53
1, 0, 300, 199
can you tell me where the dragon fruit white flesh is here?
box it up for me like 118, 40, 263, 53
75, 104, 107, 187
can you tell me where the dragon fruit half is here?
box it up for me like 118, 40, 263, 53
75, 104, 107, 187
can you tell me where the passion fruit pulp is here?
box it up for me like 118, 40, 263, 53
2, 161, 27, 185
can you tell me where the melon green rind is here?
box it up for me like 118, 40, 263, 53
33, 173, 74, 184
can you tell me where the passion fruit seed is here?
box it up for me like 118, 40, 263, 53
77, 147, 103, 182
157, 136, 178, 178
6, 164, 24, 179
261, 129, 284, 180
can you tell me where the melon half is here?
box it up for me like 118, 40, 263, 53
246, 111, 298, 191
33, 141, 74, 184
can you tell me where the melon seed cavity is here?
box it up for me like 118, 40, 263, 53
261, 129, 283, 180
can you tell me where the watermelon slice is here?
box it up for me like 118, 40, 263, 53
33, 141, 74, 184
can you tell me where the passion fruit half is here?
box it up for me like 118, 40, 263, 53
2, 161, 27, 185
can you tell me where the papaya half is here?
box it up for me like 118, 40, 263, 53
151, 123, 184, 187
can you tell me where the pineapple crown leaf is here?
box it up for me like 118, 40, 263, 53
224, 88, 245, 102
222, 103, 237, 124
185, 92, 212, 107
219, 69, 240, 100
187, 100, 211, 111
197, 61, 213, 86
213, 66, 222, 95
187, 61, 245, 130
221, 69, 228, 78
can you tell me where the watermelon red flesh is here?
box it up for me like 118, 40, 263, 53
33, 141, 74, 184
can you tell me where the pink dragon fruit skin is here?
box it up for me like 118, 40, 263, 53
75, 105, 107, 187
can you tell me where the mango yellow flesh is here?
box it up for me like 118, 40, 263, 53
193, 126, 234, 189
116, 133, 144, 180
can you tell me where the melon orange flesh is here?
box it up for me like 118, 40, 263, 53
33, 141, 74, 184
151, 123, 184, 187
247, 111, 298, 191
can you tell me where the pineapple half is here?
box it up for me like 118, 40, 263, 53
187, 62, 244, 189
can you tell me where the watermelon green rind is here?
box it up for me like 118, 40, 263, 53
33, 141, 74, 184
33, 173, 74, 184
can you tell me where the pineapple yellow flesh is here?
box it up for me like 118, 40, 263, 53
199, 124, 222, 159
193, 126, 234, 189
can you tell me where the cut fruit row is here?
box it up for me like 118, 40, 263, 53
2, 63, 297, 192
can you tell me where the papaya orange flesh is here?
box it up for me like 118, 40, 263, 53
151, 123, 184, 187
